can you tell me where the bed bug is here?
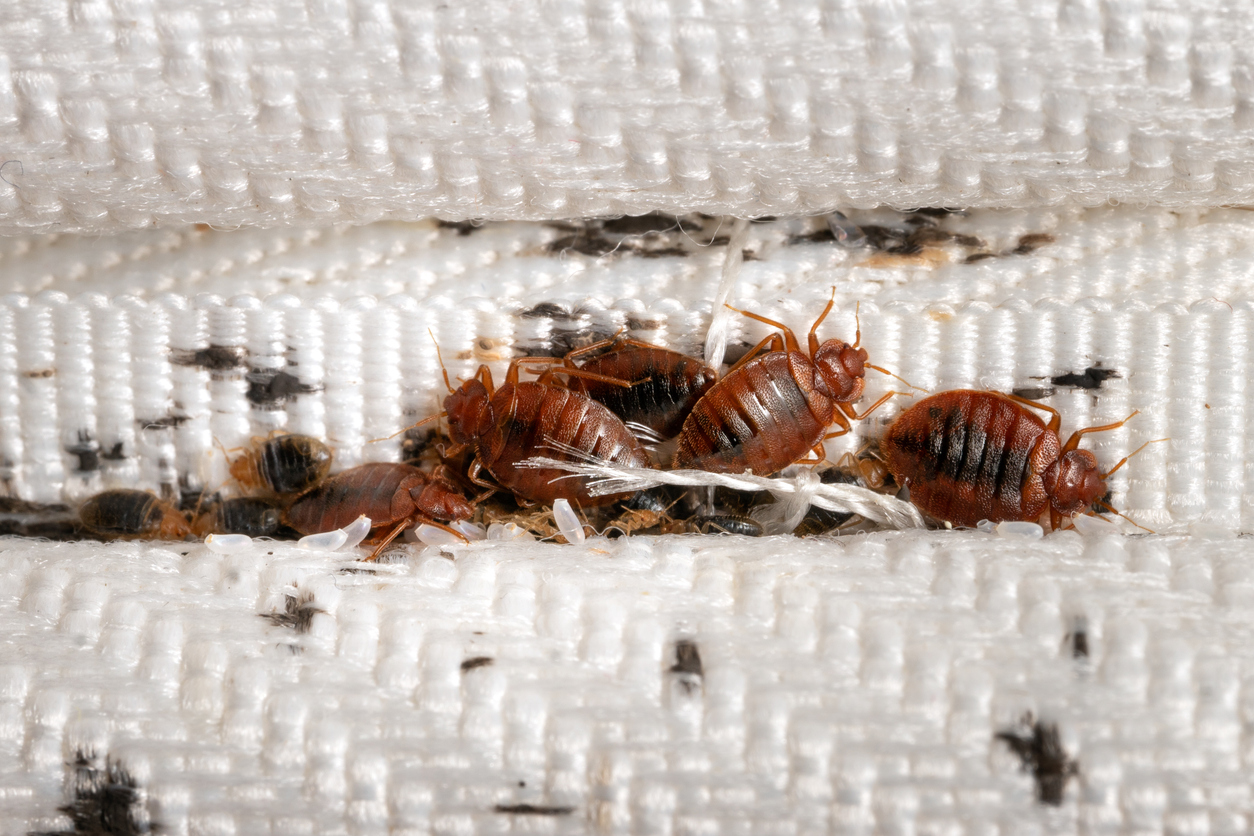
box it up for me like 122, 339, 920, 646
441, 355, 654, 508
688, 514, 763, 536
79, 489, 191, 540
228, 433, 333, 496
191, 497, 288, 538
560, 337, 716, 438
883, 389, 1156, 530
674, 297, 904, 475
285, 462, 473, 557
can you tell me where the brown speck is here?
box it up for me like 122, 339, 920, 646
23, 369, 54, 378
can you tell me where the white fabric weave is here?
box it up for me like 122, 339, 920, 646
1, 0, 1254, 233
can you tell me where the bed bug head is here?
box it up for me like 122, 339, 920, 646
443, 378, 489, 445
812, 339, 868, 404
1043, 448, 1104, 518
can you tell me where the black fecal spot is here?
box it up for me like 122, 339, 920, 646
787, 228, 837, 245
600, 213, 678, 235
751, 215, 778, 223
28, 750, 150, 835
136, 414, 188, 430
99, 443, 126, 461
1014, 233, 1056, 254
171, 345, 248, 371
910, 207, 966, 218
260, 591, 323, 634
437, 220, 483, 235
0, 497, 68, 513
461, 656, 494, 672
861, 225, 916, 253
1068, 620, 1089, 659
1051, 367, 1119, 390
545, 232, 620, 257
963, 252, 998, 264
65, 432, 100, 472
1012, 388, 1055, 401
636, 246, 689, 258
995, 715, 1079, 806
246, 370, 320, 407
519, 302, 574, 321
670, 640, 703, 677
493, 804, 575, 816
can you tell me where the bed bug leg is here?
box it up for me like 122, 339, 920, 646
1004, 392, 1064, 434
724, 304, 803, 352
1060, 410, 1139, 454
836, 389, 907, 423
807, 289, 840, 355
723, 332, 787, 377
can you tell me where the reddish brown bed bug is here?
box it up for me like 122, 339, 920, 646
883, 389, 1159, 530
285, 462, 474, 557
227, 433, 333, 497
442, 356, 654, 507
79, 489, 191, 540
674, 297, 905, 475
559, 337, 717, 439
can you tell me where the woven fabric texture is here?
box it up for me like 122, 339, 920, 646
1, 0, 1254, 233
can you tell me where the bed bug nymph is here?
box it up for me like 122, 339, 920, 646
227, 433, 333, 497
559, 337, 716, 439
883, 389, 1162, 530
79, 489, 191, 540
674, 296, 907, 475
441, 355, 654, 507
192, 496, 289, 538
285, 462, 474, 559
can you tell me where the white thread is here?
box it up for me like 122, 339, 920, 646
517, 456, 926, 531
702, 217, 750, 370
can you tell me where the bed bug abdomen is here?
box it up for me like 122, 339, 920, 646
884, 391, 1061, 528
80, 489, 191, 540
675, 352, 827, 475
569, 343, 716, 438
230, 434, 333, 496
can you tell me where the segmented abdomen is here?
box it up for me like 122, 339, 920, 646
258, 435, 332, 495
572, 346, 715, 438
286, 463, 420, 534
79, 489, 163, 536
482, 382, 651, 506
883, 390, 1059, 527
674, 352, 829, 475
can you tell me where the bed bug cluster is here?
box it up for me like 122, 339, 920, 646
9, 296, 1157, 554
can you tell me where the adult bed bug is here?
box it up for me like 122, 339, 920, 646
443, 357, 653, 507
79, 489, 191, 540
561, 337, 716, 439
674, 297, 904, 474
285, 462, 473, 557
228, 433, 333, 497
883, 389, 1156, 529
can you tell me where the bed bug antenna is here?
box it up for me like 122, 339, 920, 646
430, 329, 456, 394
1099, 436, 1168, 480
866, 363, 928, 393
1089, 499, 1156, 534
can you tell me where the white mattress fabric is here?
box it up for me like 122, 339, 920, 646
1, 208, 1253, 834
3, 0, 1254, 831
0, 0, 1252, 233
